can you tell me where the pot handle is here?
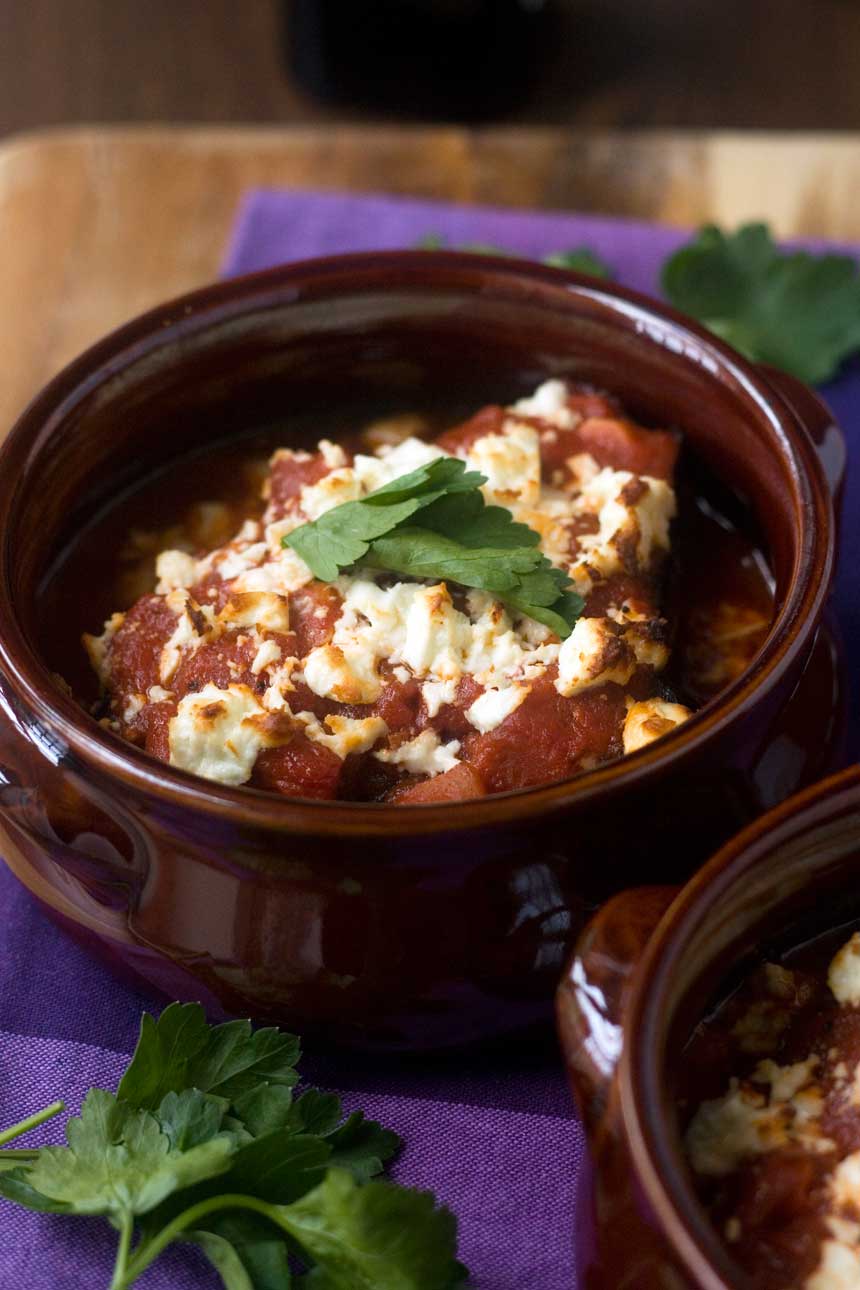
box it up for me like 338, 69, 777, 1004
556, 885, 678, 1133
757, 363, 846, 503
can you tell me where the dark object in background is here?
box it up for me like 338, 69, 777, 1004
286, 0, 554, 120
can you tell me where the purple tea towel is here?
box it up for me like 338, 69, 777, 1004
0, 189, 855, 1290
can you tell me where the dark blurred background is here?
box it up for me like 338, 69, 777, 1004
1, 0, 860, 137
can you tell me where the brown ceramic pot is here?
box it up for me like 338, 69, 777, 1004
557, 763, 860, 1289
0, 252, 846, 1049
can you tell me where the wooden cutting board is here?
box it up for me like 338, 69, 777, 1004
2, 124, 859, 431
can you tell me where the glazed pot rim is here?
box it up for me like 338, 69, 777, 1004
618, 763, 860, 1288
0, 250, 836, 837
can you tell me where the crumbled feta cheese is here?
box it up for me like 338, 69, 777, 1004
686, 1069, 831, 1179
300, 468, 362, 520
303, 643, 381, 704
512, 379, 578, 429
686, 1082, 777, 1178
261, 660, 299, 711
218, 591, 290, 633
556, 618, 635, 697
327, 580, 459, 688
622, 698, 691, 754
400, 584, 470, 678
511, 488, 579, 569
327, 578, 559, 698
516, 615, 555, 647
422, 677, 458, 718
831, 1150, 860, 1214
250, 638, 282, 676
351, 437, 446, 493
465, 421, 541, 507
122, 693, 145, 724
211, 541, 268, 582
82, 611, 126, 685
566, 452, 601, 488
753, 1057, 819, 1103
570, 468, 676, 591
232, 545, 314, 596
623, 623, 669, 671
297, 437, 447, 516
319, 439, 348, 469
807, 1236, 860, 1290
159, 591, 219, 685
464, 599, 559, 684
634, 477, 676, 566
264, 517, 301, 552
155, 549, 198, 594
466, 684, 528, 733
299, 713, 388, 761
375, 731, 461, 778
168, 683, 269, 786
147, 686, 173, 703
270, 447, 312, 466
829, 934, 860, 1006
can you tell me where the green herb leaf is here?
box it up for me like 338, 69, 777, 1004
326, 1112, 401, 1184
188, 1228, 265, 1290
0, 1089, 236, 1219
286, 461, 583, 637
132, 1136, 330, 1281
157, 1089, 230, 1151
418, 491, 541, 550
661, 221, 860, 383
226, 1133, 331, 1205
188, 1211, 293, 1290
118, 1003, 301, 1110
363, 528, 544, 592
286, 1089, 345, 1139
0, 1006, 462, 1289
286, 458, 485, 582
282, 1169, 466, 1290
230, 1084, 298, 1139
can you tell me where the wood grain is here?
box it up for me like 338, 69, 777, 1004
2, 125, 860, 432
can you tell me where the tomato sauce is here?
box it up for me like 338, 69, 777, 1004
37, 382, 774, 804
681, 926, 860, 1288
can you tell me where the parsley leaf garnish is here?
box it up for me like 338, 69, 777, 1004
117, 1006, 301, 1108
285, 457, 485, 582
661, 222, 860, 383
285, 461, 584, 637
424, 222, 860, 383
0, 1003, 465, 1289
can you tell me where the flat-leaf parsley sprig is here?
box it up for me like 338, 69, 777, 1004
284, 457, 585, 638
661, 221, 860, 384
0, 1004, 467, 1290
422, 222, 860, 384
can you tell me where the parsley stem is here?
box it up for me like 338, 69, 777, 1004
124, 1193, 294, 1284
0, 1100, 64, 1148
109, 1212, 134, 1290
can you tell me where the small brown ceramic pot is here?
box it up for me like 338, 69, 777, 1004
557, 763, 860, 1289
0, 253, 847, 1049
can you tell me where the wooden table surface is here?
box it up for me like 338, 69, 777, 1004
2, 124, 860, 431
